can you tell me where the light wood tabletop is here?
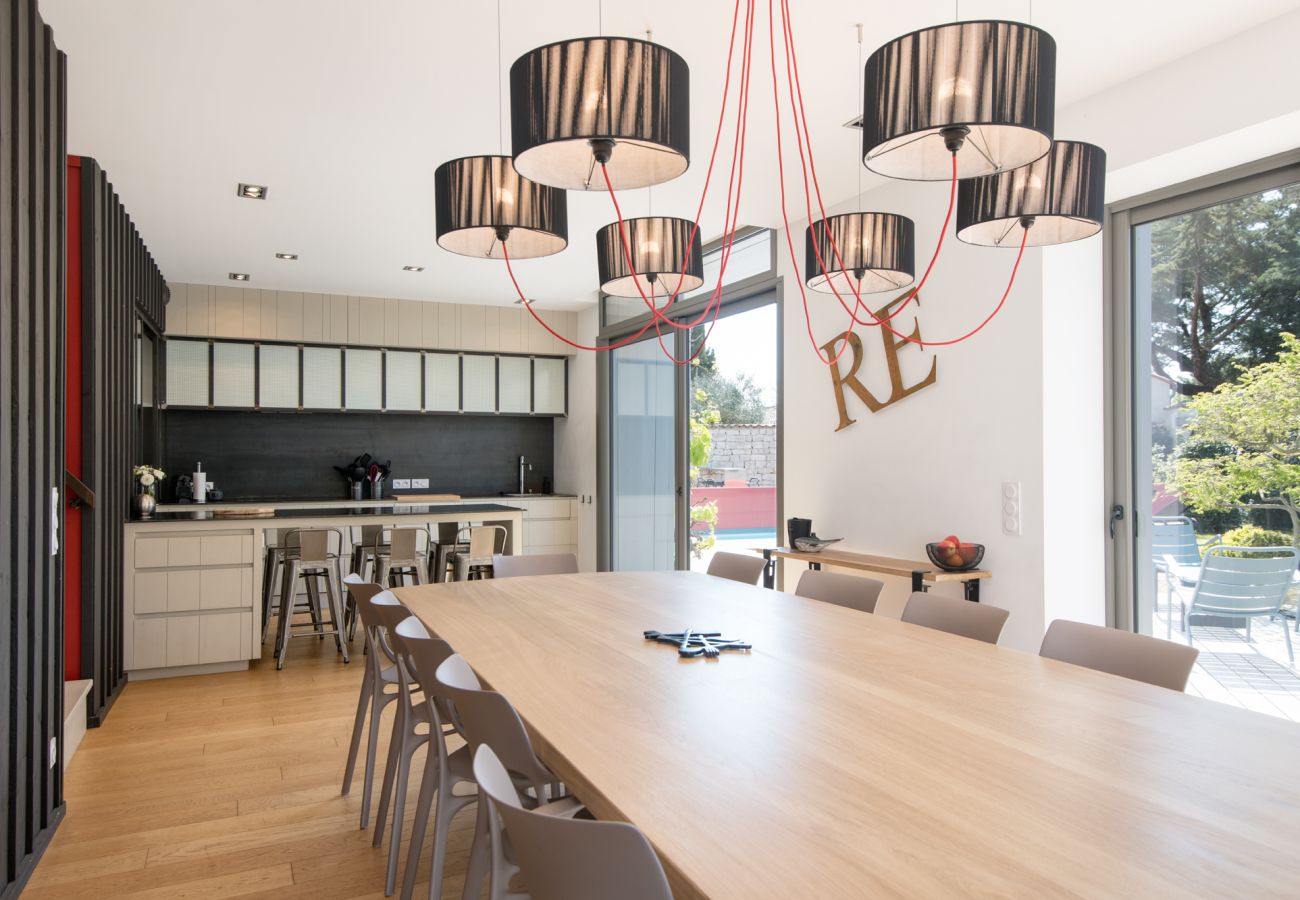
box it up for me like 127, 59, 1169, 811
396, 571, 1300, 899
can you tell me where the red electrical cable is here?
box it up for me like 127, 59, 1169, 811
778, 0, 952, 329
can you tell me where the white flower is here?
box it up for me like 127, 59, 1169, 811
139, 473, 155, 487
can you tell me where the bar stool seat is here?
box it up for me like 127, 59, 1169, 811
274, 528, 350, 669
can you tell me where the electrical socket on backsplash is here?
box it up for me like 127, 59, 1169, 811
391, 479, 412, 490
412, 478, 430, 489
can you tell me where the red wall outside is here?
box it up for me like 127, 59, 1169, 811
690, 486, 776, 532
64, 155, 83, 681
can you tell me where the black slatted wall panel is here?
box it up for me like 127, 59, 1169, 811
1, 0, 68, 895
78, 158, 167, 726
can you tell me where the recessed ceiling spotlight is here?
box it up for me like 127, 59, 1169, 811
402, 265, 424, 272
236, 183, 268, 200
275, 252, 298, 260
229, 272, 250, 281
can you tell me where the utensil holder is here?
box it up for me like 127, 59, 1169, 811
369, 478, 383, 500
350, 481, 363, 501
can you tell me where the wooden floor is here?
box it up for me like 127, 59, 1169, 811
26, 630, 482, 899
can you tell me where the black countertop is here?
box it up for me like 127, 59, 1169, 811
139, 502, 523, 523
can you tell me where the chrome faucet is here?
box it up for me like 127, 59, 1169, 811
518, 455, 532, 494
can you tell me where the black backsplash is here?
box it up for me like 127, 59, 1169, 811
163, 410, 554, 501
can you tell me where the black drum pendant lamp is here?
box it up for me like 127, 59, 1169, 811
863, 20, 1056, 181
805, 212, 915, 294
597, 217, 703, 297
434, 155, 568, 259
511, 36, 691, 191
957, 141, 1106, 247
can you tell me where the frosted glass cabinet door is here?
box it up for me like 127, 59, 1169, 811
301, 347, 342, 409
258, 344, 300, 409
345, 348, 383, 410
425, 353, 460, 412
533, 357, 567, 415
212, 342, 256, 407
461, 354, 497, 413
166, 339, 210, 407
498, 356, 532, 414
385, 351, 422, 411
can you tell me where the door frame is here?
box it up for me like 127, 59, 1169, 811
597, 227, 782, 571
1103, 149, 1300, 630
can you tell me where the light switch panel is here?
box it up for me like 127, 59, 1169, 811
1001, 481, 1021, 536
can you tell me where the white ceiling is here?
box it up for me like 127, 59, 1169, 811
40, 0, 1300, 309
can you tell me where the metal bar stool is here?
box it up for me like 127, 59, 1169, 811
261, 529, 302, 643
429, 521, 465, 583
350, 524, 390, 583
451, 525, 508, 581
376, 527, 430, 588
274, 528, 350, 669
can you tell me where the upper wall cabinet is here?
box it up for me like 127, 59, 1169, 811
164, 338, 566, 417
165, 283, 579, 358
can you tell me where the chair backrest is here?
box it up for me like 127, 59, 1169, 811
1150, 516, 1202, 567
1039, 619, 1199, 692
492, 553, 579, 578
391, 616, 458, 721
436, 521, 461, 545
466, 525, 507, 558
705, 551, 766, 585
359, 524, 384, 547
434, 653, 553, 791
473, 746, 673, 900
900, 592, 1009, 645
296, 528, 337, 562
343, 575, 384, 630
1190, 546, 1298, 615
389, 527, 422, 560
795, 570, 884, 613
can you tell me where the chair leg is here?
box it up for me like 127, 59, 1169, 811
342, 664, 374, 796
305, 574, 323, 639
1185, 610, 1194, 648
1283, 618, 1295, 665
460, 797, 490, 900
385, 731, 422, 896
276, 561, 299, 670
327, 569, 349, 663
401, 741, 440, 900
1247, 618, 1253, 642
373, 699, 405, 849
360, 690, 392, 830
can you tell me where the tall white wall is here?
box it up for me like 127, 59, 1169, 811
554, 307, 601, 571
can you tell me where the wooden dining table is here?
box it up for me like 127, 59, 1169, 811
395, 570, 1300, 899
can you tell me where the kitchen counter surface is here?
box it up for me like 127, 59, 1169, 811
156, 494, 575, 512
139, 502, 522, 523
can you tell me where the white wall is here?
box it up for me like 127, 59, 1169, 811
553, 307, 601, 571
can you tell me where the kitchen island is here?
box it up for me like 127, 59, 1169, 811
123, 502, 524, 680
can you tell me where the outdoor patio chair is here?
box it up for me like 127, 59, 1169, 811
1152, 515, 1218, 638
1171, 545, 1299, 664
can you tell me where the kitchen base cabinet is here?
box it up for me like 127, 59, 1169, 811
125, 525, 258, 678
510, 497, 579, 559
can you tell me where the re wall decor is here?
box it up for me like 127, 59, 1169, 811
820, 292, 937, 432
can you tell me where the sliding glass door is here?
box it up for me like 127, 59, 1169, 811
609, 338, 680, 570
1109, 152, 1300, 715
600, 229, 780, 572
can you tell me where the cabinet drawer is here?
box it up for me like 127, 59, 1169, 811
201, 534, 249, 565
199, 612, 251, 664
166, 616, 201, 667
524, 498, 576, 520
200, 568, 253, 610
134, 571, 169, 614
132, 618, 168, 670
135, 537, 169, 569
166, 570, 202, 612
167, 537, 202, 567
525, 519, 577, 547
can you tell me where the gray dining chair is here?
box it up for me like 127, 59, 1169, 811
795, 570, 884, 613
705, 551, 766, 585
492, 552, 579, 578
900, 591, 1009, 644
436, 653, 580, 900
473, 745, 673, 900
1152, 515, 1218, 637
339, 575, 398, 830
1039, 619, 1200, 692
1171, 545, 1298, 662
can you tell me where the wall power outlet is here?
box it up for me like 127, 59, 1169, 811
412, 478, 430, 489
391, 478, 412, 490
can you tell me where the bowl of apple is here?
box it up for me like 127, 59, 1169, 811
925, 535, 984, 572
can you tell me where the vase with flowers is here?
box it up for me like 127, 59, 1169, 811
133, 465, 165, 518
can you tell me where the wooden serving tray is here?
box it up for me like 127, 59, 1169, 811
211, 507, 276, 518
389, 493, 461, 503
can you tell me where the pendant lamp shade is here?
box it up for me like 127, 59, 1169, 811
957, 140, 1106, 247
511, 37, 690, 191
597, 217, 703, 297
862, 20, 1055, 181
805, 212, 915, 294
435, 155, 568, 259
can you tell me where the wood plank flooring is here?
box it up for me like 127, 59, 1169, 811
26, 631, 482, 899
